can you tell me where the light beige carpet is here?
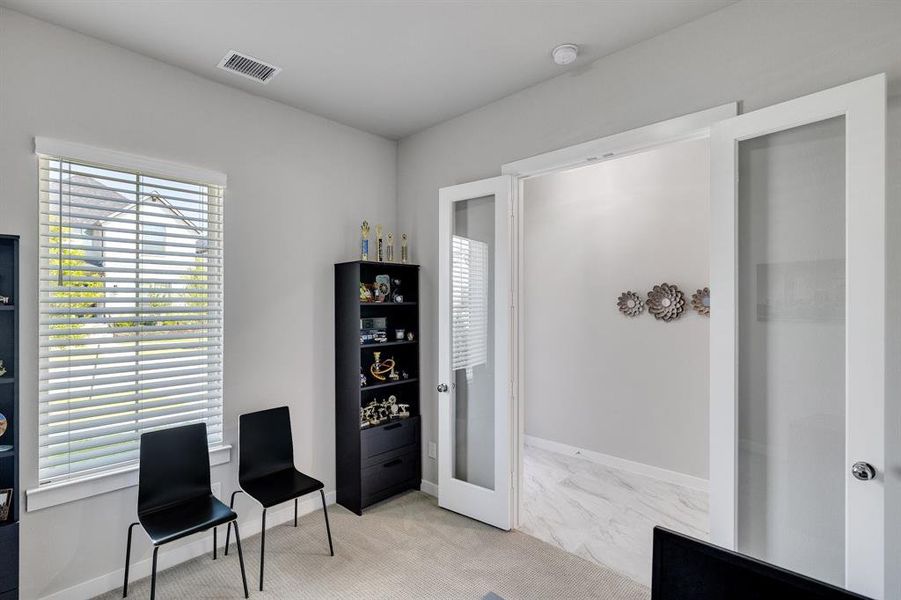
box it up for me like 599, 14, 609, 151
97, 491, 650, 599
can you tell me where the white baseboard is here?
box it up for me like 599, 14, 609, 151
420, 479, 438, 497
39, 490, 337, 600
524, 435, 708, 491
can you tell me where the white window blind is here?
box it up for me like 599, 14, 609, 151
38, 154, 224, 484
452, 235, 489, 376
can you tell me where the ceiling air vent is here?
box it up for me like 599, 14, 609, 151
217, 50, 282, 84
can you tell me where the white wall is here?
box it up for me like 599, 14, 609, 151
523, 138, 709, 479
396, 1, 901, 596
0, 9, 396, 599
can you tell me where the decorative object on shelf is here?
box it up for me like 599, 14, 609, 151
369, 351, 396, 382
374, 274, 391, 302
391, 277, 404, 303
385, 395, 398, 418
361, 317, 386, 329
0, 295, 8, 305
360, 369, 367, 388
360, 329, 388, 344
401, 234, 409, 264
616, 291, 644, 317
691, 287, 710, 316
387, 232, 395, 263
400, 369, 410, 380
376, 224, 384, 262
360, 220, 370, 261
647, 283, 686, 322
395, 329, 406, 340
0, 410, 10, 452
359, 283, 373, 303
389, 365, 400, 381
0, 488, 11, 521
406, 331, 415, 342
0, 360, 6, 377
361, 395, 413, 429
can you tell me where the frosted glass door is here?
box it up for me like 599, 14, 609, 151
438, 176, 512, 530
736, 117, 846, 585
451, 196, 496, 490
710, 75, 886, 598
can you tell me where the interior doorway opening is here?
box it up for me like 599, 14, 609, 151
516, 135, 712, 586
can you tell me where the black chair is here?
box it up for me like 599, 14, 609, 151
123, 423, 249, 600
224, 406, 333, 591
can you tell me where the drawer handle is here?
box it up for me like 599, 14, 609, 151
383, 458, 403, 468
384, 423, 402, 431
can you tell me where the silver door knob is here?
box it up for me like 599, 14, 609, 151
851, 461, 876, 481
436, 383, 448, 393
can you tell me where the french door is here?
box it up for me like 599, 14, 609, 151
710, 74, 886, 598
437, 175, 513, 530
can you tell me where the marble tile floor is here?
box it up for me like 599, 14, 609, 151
518, 444, 709, 587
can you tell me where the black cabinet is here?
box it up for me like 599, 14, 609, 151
0, 235, 18, 599
0, 523, 18, 597
335, 261, 421, 515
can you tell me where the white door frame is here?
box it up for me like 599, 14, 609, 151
709, 73, 886, 598
500, 103, 738, 528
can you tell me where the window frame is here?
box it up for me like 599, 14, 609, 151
26, 138, 229, 511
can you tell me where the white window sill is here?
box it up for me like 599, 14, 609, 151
25, 444, 231, 512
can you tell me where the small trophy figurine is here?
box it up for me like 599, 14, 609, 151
360, 220, 370, 261
401, 234, 409, 264
386, 232, 395, 263
0, 361, 6, 378
376, 224, 384, 262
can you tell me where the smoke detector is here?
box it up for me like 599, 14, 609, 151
217, 50, 282, 84
552, 44, 579, 66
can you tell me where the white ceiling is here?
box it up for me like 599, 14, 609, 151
2, 0, 735, 139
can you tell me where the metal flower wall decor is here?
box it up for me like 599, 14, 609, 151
646, 283, 686, 322
616, 291, 644, 317
691, 287, 710, 316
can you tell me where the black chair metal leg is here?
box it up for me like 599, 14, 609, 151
294, 498, 298, 527
232, 520, 250, 599
224, 490, 242, 556
123, 522, 139, 598
150, 546, 160, 600
259, 508, 267, 591
320, 490, 334, 556
213, 526, 218, 560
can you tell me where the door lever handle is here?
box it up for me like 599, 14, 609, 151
851, 461, 876, 481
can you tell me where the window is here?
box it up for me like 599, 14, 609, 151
451, 235, 489, 378
38, 151, 224, 485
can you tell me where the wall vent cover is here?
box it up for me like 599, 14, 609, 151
217, 50, 281, 84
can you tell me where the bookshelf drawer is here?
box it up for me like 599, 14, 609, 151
0, 522, 18, 594
361, 416, 419, 466
361, 450, 418, 504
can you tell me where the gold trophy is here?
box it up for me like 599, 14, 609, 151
360, 220, 370, 260
401, 234, 409, 264
386, 232, 395, 263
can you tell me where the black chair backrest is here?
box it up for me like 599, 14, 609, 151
138, 422, 212, 516
239, 406, 294, 483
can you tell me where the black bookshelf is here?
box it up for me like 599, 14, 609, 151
0, 235, 19, 599
335, 260, 421, 515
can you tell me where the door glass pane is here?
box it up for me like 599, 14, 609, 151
737, 117, 845, 585
452, 195, 495, 490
